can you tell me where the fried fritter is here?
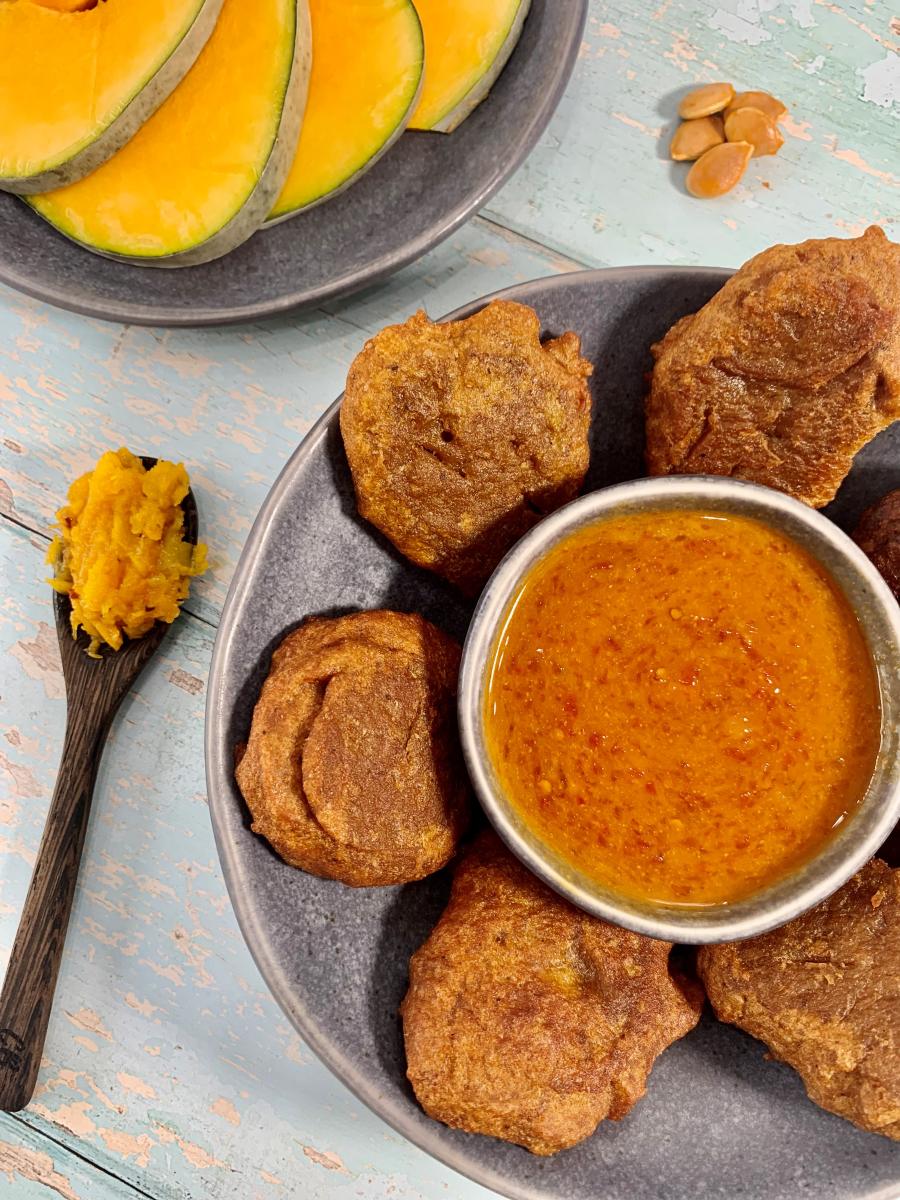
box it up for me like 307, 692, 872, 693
698, 859, 900, 1140
854, 489, 900, 601
401, 833, 702, 1154
340, 301, 593, 596
235, 611, 469, 886
646, 226, 900, 507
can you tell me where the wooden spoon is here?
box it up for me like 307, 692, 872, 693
0, 462, 198, 1112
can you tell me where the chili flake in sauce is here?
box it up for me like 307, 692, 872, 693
484, 509, 880, 907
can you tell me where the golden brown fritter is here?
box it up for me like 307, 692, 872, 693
854, 489, 900, 601
698, 859, 900, 1141
235, 611, 469, 886
401, 832, 702, 1155
340, 301, 593, 596
646, 226, 900, 507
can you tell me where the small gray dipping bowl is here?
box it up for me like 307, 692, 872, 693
459, 476, 900, 944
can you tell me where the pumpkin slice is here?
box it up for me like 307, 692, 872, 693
30, 0, 311, 267
268, 0, 423, 223
410, 0, 531, 133
0, 0, 224, 194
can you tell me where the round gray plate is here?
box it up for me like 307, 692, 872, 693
0, 0, 584, 327
205, 267, 900, 1200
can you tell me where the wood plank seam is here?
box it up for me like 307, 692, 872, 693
6, 1112, 163, 1200
0, 511, 219, 634
471, 213, 588, 269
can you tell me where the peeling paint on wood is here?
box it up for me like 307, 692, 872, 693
484, 0, 898, 270
0, 1141, 78, 1200
0, 1120, 148, 1199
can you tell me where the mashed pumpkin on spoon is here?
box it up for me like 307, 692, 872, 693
48, 447, 207, 656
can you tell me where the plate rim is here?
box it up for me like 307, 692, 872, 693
204, 264, 736, 1200
0, 0, 588, 328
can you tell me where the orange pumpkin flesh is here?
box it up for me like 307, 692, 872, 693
0, 0, 220, 187
410, 0, 529, 132
31, 0, 309, 263
270, 0, 423, 220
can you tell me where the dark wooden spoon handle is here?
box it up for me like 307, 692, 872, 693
0, 702, 117, 1112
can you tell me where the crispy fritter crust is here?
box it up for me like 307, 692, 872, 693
698, 860, 900, 1140
646, 226, 900, 507
401, 833, 702, 1155
340, 301, 593, 595
853, 489, 900, 601
235, 611, 469, 886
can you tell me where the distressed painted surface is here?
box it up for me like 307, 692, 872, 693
485, 0, 899, 267
0, 1117, 146, 1200
1, 1, 898, 1197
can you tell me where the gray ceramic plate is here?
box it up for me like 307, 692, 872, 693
0, 0, 584, 327
205, 267, 900, 1200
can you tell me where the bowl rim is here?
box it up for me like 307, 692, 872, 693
458, 474, 900, 944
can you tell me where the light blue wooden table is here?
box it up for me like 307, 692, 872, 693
1, 3, 897, 1196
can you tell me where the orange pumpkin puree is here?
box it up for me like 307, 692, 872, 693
48, 448, 207, 657
484, 509, 881, 907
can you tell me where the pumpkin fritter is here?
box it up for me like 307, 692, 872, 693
646, 226, 900, 507
340, 301, 593, 595
401, 833, 702, 1155
235, 611, 469, 886
854, 489, 900, 601
698, 859, 900, 1141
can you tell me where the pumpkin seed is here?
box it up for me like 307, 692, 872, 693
686, 141, 753, 198
724, 106, 784, 157
724, 90, 787, 123
678, 82, 735, 120
670, 115, 725, 161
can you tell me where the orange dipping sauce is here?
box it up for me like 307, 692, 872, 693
484, 509, 881, 907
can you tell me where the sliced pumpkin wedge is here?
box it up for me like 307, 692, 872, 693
0, 0, 224, 193
269, 0, 423, 223
30, 0, 311, 267
410, 0, 531, 133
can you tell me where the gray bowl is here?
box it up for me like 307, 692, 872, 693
459, 476, 900, 944
206, 267, 900, 1200
0, 0, 585, 325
